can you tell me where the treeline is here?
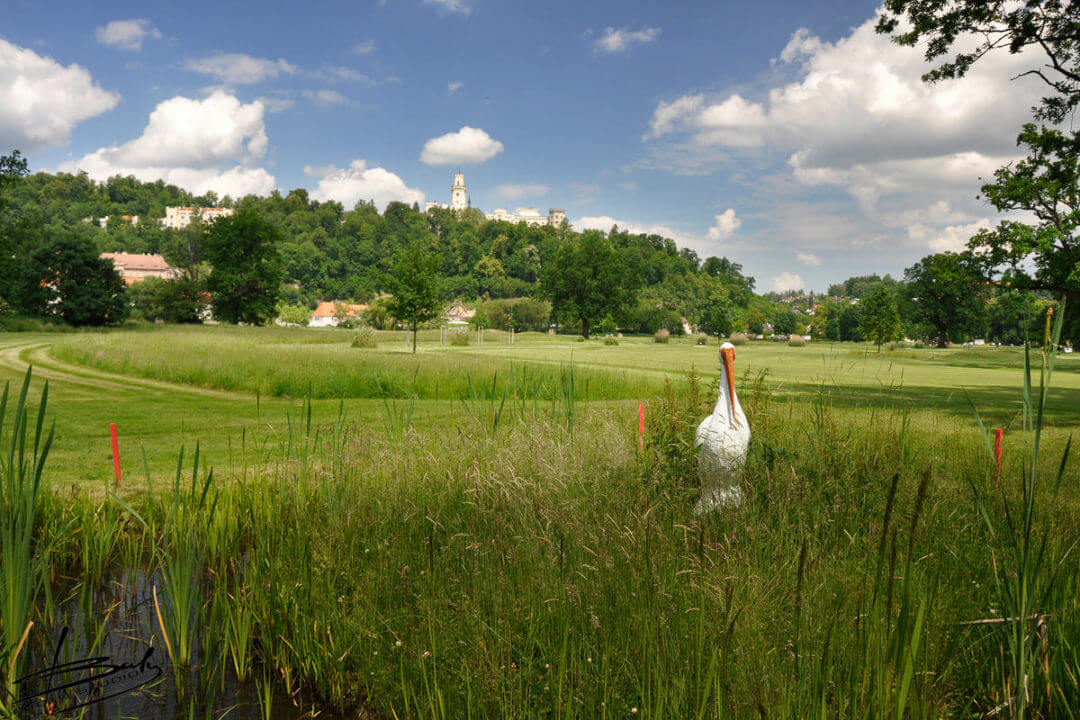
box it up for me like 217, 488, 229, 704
0, 158, 761, 335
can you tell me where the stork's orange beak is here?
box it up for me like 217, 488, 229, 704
721, 346, 736, 407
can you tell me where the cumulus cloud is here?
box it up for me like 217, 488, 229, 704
908, 218, 994, 252
59, 91, 275, 198
575, 215, 690, 243
307, 160, 424, 211
643, 10, 1043, 250
95, 19, 161, 51
0, 39, 119, 151
495, 183, 548, 201
183, 54, 297, 84
424, 0, 470, 15
448, 80, 463, 95
771, 272, 805, 292
706, 209, 741, 241
420, 126, 503, 165
594, 26, 661, 54
796, 252, 822, 266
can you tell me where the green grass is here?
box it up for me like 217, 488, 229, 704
0, 325, 1078, 717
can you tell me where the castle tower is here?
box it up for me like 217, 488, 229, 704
451, 172, 467, 211
548, 208, 566, 228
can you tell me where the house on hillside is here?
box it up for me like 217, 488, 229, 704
100, 253, 177, 284
445, 302, 475, 326
310, 301, 368, 327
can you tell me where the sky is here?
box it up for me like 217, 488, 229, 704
0, 0, 1047, 292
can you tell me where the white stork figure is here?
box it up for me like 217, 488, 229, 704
694, 342, 750, 515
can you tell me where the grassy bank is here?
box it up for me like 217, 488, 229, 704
2, 368, 1078, 717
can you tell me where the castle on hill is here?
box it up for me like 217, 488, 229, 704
425, 172, 565, 228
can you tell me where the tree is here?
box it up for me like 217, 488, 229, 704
878, 2, 1080, 125
204, 209, 284, 325
383, 242, 443, 353
878, 3, 1080, 343
16, 232, 129, 326
859, 284, 902, 350
698, 287, 735, 337
541, 231, 638, 338
903, 251, 988, 346
969, 125, 1080, 343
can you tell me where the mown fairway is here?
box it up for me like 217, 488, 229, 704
2, 325, 1079, 718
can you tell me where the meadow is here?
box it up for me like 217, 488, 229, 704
0, 325, 1078, 718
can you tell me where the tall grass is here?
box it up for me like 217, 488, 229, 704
53, 331, 662, 401
0, 370, 53, 708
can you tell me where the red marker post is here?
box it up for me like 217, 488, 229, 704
110, 423, 122, 487
638, 401, 645, 450
993, 428, 1004, 484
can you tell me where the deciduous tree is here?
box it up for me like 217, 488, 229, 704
383, 242, 443, 353
204, 209, 284, 325
541, 231, 638, 339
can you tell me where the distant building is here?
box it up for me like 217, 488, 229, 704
485, 207, 565, 227
423, 173, 566, 228
445, 301, 475, 326
84, 215, 139, 228
100, 253, 177, 285
162, 206, 234, 230
310, 301, 368, 328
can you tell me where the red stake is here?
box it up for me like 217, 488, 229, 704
110, 423, 122, 487
638, 401, 645, 449
993, 428, 1004, 484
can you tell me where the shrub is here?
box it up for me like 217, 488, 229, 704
696, 334, 708, 346
351, 325, 378, 348
654, 328, 671, 343
450, 328, 470, 346
729, 332, 749, 346
603, 336, 619, 346
788, 334, 805, 347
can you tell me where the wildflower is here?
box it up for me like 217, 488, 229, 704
631, 707, 638, 714
423, 650, 431, 658
544, 663, 550, 670
586, 657, 592, 663
395, 640, 403, 647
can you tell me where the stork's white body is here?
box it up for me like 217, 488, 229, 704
694, 343, 750, 515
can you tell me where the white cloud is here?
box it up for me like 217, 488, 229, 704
258, 95, 295, 113
575, 215, 691, 243
706, 209, 741, 240
495, 183, 548, 201
643, 10, 1045, 266
353, 40, 376, 54
59, 91, 275, 198
771, 272, 805, 292
0, 39, 120, 151
424, 0, 470, 15
307, 160, 424, 211
303, 89, 349, 105
594, 26, 661, 54
796, 252, 822, 266
420, 126, 503, 165
448, 80, 463, 95
95, 19, 161, 51
183, 54, 297, 84
907, 218, 993, 253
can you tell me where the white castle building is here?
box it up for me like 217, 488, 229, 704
425, 172, 566, 228
162, 206, 234, 230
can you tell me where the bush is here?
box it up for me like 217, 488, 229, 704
654, 328, 671, 344
603, 336, 619, 346
351, 325, 378, 348
788, 334, 805, 347
729, 332, 749, 346
696, 334, 708, 346
450, 328, 470, 346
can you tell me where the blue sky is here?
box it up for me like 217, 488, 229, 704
2, 0, 1042, 291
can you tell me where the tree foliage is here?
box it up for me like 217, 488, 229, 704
541, 231, 639, 338
383, 242, 444, 353
16, 232, 128, 326
859, 285, 902, 349
204, 209, 284, 325
903, 251, 988, 346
